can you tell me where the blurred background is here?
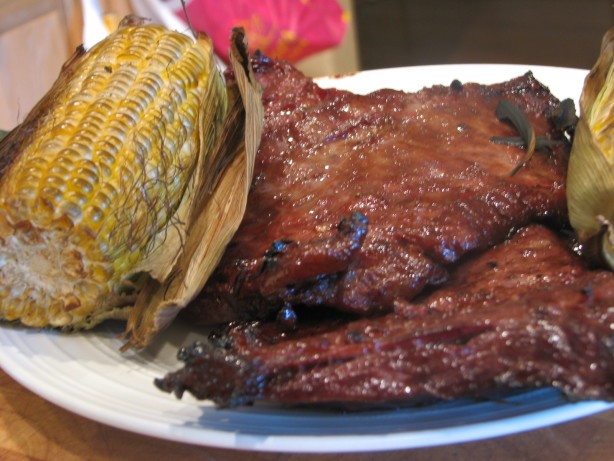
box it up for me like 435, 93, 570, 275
0, 0, 613, 129
355, 0, 613, 70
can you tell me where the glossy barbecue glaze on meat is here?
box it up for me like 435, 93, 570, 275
157, 226, 614, 407
186, 56, 571, 325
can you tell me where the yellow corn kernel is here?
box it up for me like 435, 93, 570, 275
0, 18, 227, 328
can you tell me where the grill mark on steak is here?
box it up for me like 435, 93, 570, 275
185, 56, 571, 325
157, 226, 614, 408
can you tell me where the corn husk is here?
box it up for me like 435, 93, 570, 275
122, 29, 263, 349
1, 18, 236, 330
567, 27, 614, 267
0, 20, 262, 348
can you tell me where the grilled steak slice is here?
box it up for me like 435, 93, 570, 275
157, 226, 614, 407
186, 56, 571, 325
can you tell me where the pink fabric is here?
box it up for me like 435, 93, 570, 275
175, 0, 348, 63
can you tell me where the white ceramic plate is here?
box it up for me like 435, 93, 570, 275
1, 65, 612, 454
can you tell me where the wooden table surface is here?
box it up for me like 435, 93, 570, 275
0, 368, 612, 461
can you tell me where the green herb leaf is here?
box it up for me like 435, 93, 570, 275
494, 100, 537, 176
490, 135, 562, 149
551, 98, 578, 132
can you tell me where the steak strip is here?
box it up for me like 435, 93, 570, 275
157, 226, 614, 407
186, 56, 571, 325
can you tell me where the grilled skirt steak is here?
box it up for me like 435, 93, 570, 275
185, 56, 571, 325
157, 226, 614, 407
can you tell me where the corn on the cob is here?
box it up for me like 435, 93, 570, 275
122, 28, 263, 349
0, 18, 228, 328
567, 27, 614, 268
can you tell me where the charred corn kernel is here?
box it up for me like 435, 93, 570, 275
0, 19, 228, 328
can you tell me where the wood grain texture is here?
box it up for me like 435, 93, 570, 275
1, 369, 613, 461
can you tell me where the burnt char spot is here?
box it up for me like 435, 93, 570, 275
450, 79, 463, 91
